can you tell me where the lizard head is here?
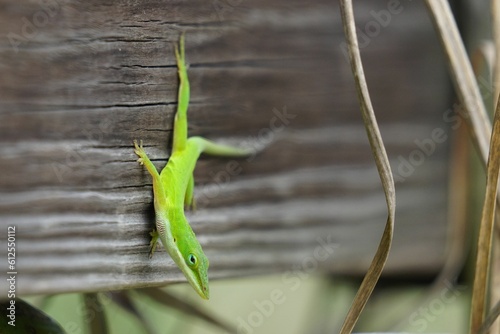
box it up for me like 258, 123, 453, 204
157, 210, 210, 299
174, 230, 210, 300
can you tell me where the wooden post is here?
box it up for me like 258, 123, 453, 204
0, 0, 451, 295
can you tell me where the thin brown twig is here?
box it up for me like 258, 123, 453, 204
338, 0, 396, 333
471, 94, 500, 333
425, 0, 492, 164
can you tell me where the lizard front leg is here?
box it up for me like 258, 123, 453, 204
134, 139, 161, 181
134, 139, 166, 258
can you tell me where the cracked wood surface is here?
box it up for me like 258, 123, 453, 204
0, 0, 452, 295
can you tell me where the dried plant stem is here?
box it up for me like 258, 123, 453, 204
83, 294, 108, 334
471, 96, 500, 333
338, 0, 396, 333
425, 0, 491, 163
493, 0, 500, 108
138, 288, 235, 333
424, 1, 500, 332
479, 296, 500, 334
489, 3, 500, 333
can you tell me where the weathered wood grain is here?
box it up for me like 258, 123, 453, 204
0, 0, 452, 296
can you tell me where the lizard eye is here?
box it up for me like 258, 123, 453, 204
187, 254, 197, 267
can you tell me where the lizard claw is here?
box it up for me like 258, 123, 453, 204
133, 139, 146, 161
134, 139, 144, 149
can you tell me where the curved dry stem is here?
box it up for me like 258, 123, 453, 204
338, 1, 396, 333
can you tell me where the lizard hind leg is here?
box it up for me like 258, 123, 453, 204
172, 33, 190, 153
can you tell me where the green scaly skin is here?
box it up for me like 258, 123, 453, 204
134, 34, 252, 299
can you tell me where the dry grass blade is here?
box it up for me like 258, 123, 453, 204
385, 40, 493, 331
83, 293, 108, 334
489, 4, 500, 333
479, 299, 500, 334
106, 291, 157, 334
470, 96, 500, 333
425, 0, 492, 163
424, 2, 500, 333
338, 1, 396, 333
138, 288, 235, 333
493, 0, 500, 108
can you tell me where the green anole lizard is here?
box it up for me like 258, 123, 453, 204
134, 34, 252, 299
